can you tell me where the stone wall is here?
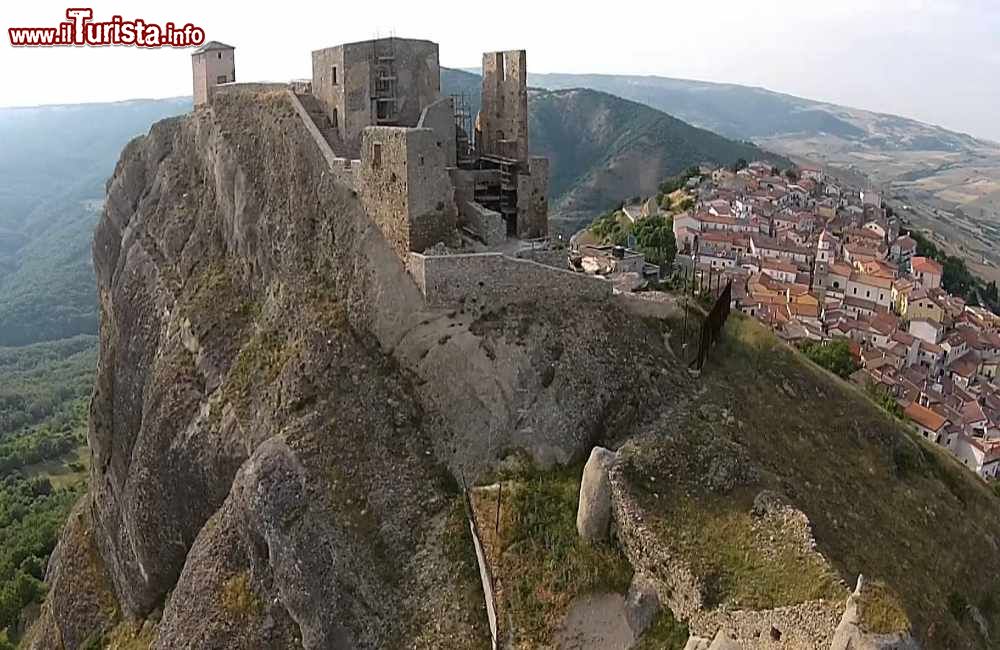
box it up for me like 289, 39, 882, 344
359, 128, 412, 259
516, 157, 550, 239
460, 201, 506, 246
409, 251, 612, 315
402, 129, 458, 252
286, 91, 360, 187
310, 45, 347, 145
358, 127, 457, 261
607, 463, 706, 623
312, 38, 440, 158
479, 50, 529, 162
417, 97, 458, 168
212, 82, 288, 98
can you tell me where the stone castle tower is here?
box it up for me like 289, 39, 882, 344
191, 41, 236, 106
477, 50, 529, 163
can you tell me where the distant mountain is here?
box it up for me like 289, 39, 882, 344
442, 68, 787, 233
0, 98, 190, 345
525, 73, 992, 153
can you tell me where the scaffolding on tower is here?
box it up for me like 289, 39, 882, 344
371, 35, 398, 124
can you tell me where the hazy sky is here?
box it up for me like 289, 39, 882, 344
2, 0, 998, 141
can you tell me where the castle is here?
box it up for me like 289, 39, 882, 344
192, 38, 551, 263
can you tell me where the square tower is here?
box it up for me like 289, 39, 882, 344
311, 38, 441, 158
478, 50, 529, 163
191, 41, 235, 106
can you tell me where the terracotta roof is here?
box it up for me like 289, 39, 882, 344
961, 400, 988, 425
905, 401, 949, 432
850, 272, 893, 289
761, 258, 799, 273
949, 352, 980, 379
912, 256, 943, 276
920, 340, 945, 355
892, 330, 916, 346
845, 296, 877, 311
697, 213, 739, 225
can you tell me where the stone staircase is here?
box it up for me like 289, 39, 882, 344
295, 92, 345, 156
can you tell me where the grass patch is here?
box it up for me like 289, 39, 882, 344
633, 487, 844, 609
472, 467, 633, 647
219, 571, 260, 619
860, 581, 910, 635
223, 329, 298, 411
103, 620, 156, 650
632, 609, 689, 650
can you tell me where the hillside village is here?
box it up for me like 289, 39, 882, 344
584, 160, 1000, 481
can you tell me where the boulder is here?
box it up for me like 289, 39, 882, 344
576, 446, 618, 542
625, 573, 661, 636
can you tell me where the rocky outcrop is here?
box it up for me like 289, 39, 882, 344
31, 88, 686, 648
576, 446, 618, 542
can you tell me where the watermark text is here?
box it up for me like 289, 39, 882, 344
9, 9, 205, 47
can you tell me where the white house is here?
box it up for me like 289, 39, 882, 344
846, 273, 893, 309
910, 318, 944, 345
953, 436, 1000, 479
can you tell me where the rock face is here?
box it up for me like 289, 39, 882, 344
576, 446, 618, 542
31, 89, 685, 648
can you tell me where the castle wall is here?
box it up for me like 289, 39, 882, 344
409, 252, 612, 316
404, 128, 458, 252
358, 127, 456, 261
607, 463, 705, 622
516, 157, 549, 239
417, 97, 458, 168
479, 50, 529, 163
451, 169, 506, 245
287, 90, 360, 188
310, 45, 347, 143
359, 128, 412, 259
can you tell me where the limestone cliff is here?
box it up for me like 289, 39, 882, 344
29, 89, 679, 648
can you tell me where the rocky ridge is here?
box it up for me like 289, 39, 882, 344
28, 88, 685, 648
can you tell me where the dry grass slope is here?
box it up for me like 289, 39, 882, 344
629, 314, 1000, 648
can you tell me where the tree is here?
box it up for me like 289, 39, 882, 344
784, 168, 799, 182
866, 380, 904, 418
632, 215, 677, 268
801, 340, 858, 378
942, 257, 975, 297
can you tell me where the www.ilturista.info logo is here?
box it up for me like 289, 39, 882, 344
9, 8, 206, 47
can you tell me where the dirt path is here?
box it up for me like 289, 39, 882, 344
554, 592, 636, 650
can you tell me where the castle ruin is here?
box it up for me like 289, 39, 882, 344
193, 38, 605, 311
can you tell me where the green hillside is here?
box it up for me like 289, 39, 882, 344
0, 99, 190, 346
